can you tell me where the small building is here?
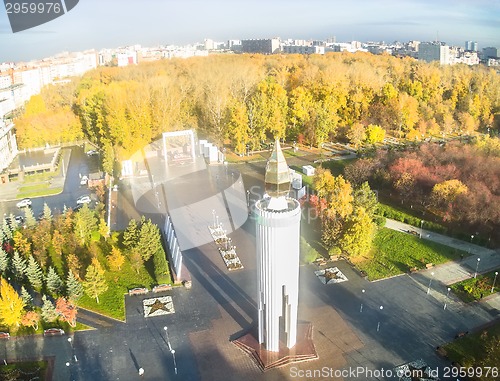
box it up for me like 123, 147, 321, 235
302, 165, 315, 176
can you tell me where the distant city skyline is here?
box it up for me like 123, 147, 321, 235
1, 0, 499, 63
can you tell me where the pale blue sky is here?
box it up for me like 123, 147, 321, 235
0, 0, 499, 62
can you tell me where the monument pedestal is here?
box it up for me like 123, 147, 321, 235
232, 322, 318, 371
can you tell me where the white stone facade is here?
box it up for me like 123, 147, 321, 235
255, 197, 301, 352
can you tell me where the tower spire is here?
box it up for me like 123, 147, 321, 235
264, 140, 290, 205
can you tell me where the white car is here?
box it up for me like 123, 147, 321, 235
86, 150, 98, 156
76, 195, 91, 205
16, 198, 32, 208
80, 175, 89, 186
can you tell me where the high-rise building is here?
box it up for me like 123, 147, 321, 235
241, 38, 280, 54
0, 120, 18, 173
483, 47, 499, 59
418, 42, 451, 64
465, 41, 478, 51
255, 140, 301, 352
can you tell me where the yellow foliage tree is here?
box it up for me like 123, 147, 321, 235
0, 278, 25, 328
108, 246, 125, 272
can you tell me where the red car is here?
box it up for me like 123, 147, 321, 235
43, 328, 65, 336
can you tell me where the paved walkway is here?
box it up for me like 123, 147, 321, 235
385, 218, 500, 311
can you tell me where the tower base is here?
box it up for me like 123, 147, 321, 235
232, 322, 318, 371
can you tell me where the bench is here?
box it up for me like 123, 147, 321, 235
128, 288, 149, 296
152, 284, 172, 293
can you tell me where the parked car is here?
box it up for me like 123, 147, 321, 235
80, 175, 89, 186
16, 198, 32, 208
0, 332, 10, 339
43, 328, 65, 336
76, 195, 91, 205
14, 215, 24, 224
86, 150, 98, 156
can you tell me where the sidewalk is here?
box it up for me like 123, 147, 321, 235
385, 218, 500, 310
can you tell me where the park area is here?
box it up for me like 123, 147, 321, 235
353, 228, 464, 280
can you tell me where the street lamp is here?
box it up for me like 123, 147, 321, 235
171, 349, 178, 375
212, 210, 216, 228
164, 326, 177, 374
420, 220, 424, 239
444, 287, 451, 310
360, 289, 365, 313
474, 258, 481, 279
246, 190, 250, 207
491, 271, 498, 293
427, 272, 435, 295
377, 305, 383, 332
470, 234, 474, 243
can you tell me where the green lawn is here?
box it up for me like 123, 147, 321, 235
77, 260, 156, 320
356, 228, 464, 280
449, 269, 500, 303
442, 320, 500, 378
17, 184, 63, 198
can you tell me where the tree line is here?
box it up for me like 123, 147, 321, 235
344, 137, 500, 242
13, 53, 500, 174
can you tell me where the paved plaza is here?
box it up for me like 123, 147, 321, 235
3, 152, 500, 381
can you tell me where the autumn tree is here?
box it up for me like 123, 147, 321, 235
250, 78, 288, 142
13, 231, 31, 257
55, 297, 78, 327
338, 207, 376, 257
42, 202, 53, 222
66, 253, 82, 278
0, 278, 25, 328
225, 99, 249, 154
129, 250, 144, 274
346, 123, 366, 148
431, 179, 468, 221
365, 124, 385, 144
108, 246, 125, 271
21, 311, 40, 331
83, 258, 108, 303
73, 204, 98, 245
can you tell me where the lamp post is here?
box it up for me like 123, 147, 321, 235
444, 287, 451, 310
212, 210, 216, 228
164, 327, 177, 375
246, 190, 250, 207
474, 258, 481, 279
491, 271, 498, 293
377, 305, 383, 332
420, 220, 424, 239
427, 272, 435, 295
360, 289, 365, 313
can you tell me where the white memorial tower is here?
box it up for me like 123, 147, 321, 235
255, 140, 301, 352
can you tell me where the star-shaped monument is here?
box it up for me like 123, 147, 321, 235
143, 296, 175, 318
